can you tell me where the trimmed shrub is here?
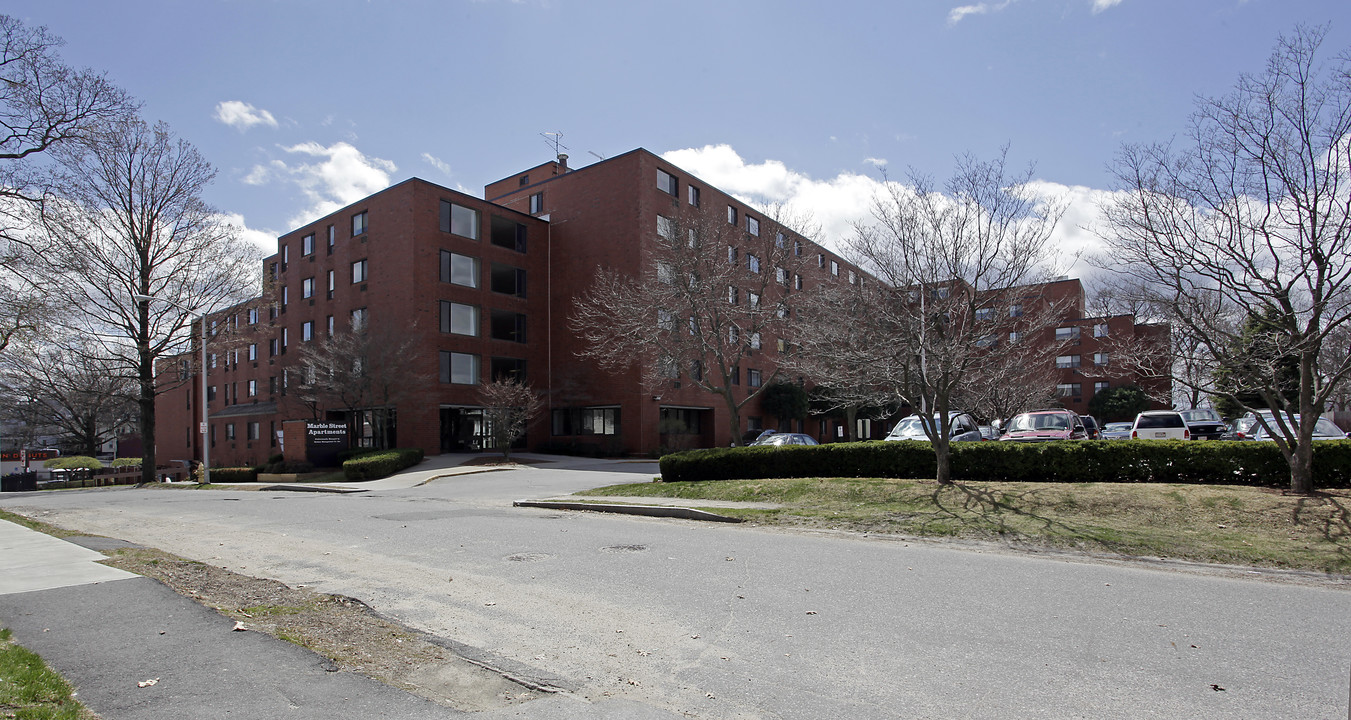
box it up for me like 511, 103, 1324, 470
342, 447, 424, 481
658, 440, 1351, 488
209, 467, 259, 483
110, 457, 142, 468
43, 456, 103, 470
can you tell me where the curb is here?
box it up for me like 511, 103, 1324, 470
258, 484, 368, 494
513, 499, 743, 523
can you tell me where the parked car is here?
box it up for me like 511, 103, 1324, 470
1000, 410, 1087, 442
1100, 422, 1133, 440
1079, 415, 1101, 440
1237, 411, 1345, 442
1131, 411, 1190, 440
1179, 408, 1227, 440
742, 429, 778, 445
977, 425, 999, 441
1221, 415, 1258, 440
749, 432, 819, 447
885, 412, 984, 442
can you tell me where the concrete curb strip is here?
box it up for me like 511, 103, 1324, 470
513, 499, 743, 523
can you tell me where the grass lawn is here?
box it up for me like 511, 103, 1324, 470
577, 478, 1351, 574
0, 628, 98, 720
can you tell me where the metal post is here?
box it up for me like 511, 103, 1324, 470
200, 312, 210, 485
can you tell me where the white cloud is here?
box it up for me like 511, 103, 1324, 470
661, 144, 1116, 283
1091, 0, 1124, 13
214, 101, 278, 131
948, 0, 1014, 25
864, 157, 889, 169
421, 153, 452, 177
243, 141, 397, 227
218, 212, 278, 255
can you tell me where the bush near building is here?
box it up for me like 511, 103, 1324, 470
342, 448, 425, 481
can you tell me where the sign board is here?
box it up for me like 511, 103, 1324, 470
304, 422, 349, 468
0, 449, 58, 464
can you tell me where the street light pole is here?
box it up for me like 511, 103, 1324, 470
132, 293, 209, 485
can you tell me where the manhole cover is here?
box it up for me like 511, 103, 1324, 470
505, 552, 552, 562
600, 544, 648, 553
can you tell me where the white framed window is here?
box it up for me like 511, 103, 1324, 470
1056, 326, 1081, 341
749, 332, 762, 350
1094, 323, 1110, 338
747, 254, 761, 273
746, 216, 760, 236
302, 277, 314, 299
247, 308, 258, 324
657, 215, 674, 239
1093, 352, 1110, 366
351, 211, 368, 236
302, 233, 314, 256
248, 344, 257, 361
352, 259, 368, 283
247, 380, 257, 397
776, 267, 788, 284
657, 168, 677, 196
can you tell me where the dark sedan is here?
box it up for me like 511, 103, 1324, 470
1179, 408, 1227, 440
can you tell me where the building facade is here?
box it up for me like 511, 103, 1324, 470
155, 149, 1170, 467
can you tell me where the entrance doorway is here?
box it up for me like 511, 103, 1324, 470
440, 407, 486, 452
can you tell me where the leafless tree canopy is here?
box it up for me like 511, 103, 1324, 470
792, 148, 1068, 483
0, 15, 137, 354
0, 336, 137, 455
25, 119, 260, 481
571, 202, 816, 445
1097, 26, 1351, 493
476, 377, 544, 460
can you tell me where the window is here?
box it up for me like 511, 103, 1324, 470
247, 308, 258, 324
727, 205, 737, 225
248, 343, 257, 361
282, 245, 289, 267
441, 201, 479, 239
490, 357, 527, 382
830, 260, 839, 276
350, 307, 367, 330
302, 277, 314, 299
281, 286, 288, 308
441, 301, 478, 336
1010, 304, 1023, 317
490, 263, 527, 297
657, 309, 675, 331
731, 365, 740, 385
302, 233, 314, 256
1094, 381, 1110, 393
519, 174, 529, 186
1056, 326, 1081, 341
776, 267, 788, 284
729, 326, 740, 345
226, 423, 236, 441
818, 254, 826, 268
490, 216, 527, 252
208, 353, 217, 369
975, 307, 995, 321
247, 422, 260, 441
794, 240, 803, 256
656, 262, 674, 285
269, 339, 278, 357
776, 304, 789, 319
1093, 352, 1110, 366
777, 338, 787, 352
1009, 331, 1021, 343
441, 351, 479, 385
728, 286, 739, 304
728, 246, 738, 263
848, 270, 857, 284
352, 211, 368, 236
207, 385, 216, 402
746, 216, 760, 236
352, 259, 368, 283
1056, 383, 1082, 397
748, 369, 762, 388
749, 332, 762, 350
658, 355, 679, 379
247, 379, 257, 397
1094, 323, 1110, 338
1056, 355, 1081, 369
327, 315, 334, 335
327, 269, 335, 299
658, 407, 700, 435
657, 215, 674, 239
775, 231, 786, 248
794, 274, 803, 291
327, 224, 335, 254
281, 327, 288, 352
748, 292, 760, 309
529, 192, 543, 214
490, 310, 527, 342
688, 185, 700, 206
552, 407, 619, 436
441, 251, 479, 287
657, 168, 677, 196
747, 254, 761, 273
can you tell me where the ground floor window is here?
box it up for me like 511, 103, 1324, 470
552, 406, 619, 436
659, 407, 703, 435
352, 408, 397, 449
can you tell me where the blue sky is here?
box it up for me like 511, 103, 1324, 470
8, 0, 1351, 266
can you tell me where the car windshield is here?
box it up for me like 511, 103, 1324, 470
1105, 422, 1132, 431
1180, 409, 1221, 423
1007, 413, 1068, 432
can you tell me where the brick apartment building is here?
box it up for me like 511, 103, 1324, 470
155, 148, 1170, 467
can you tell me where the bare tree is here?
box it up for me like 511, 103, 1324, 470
0, 15, 136, 354
296, 319, 429, 449
571, 204, 814, 445
793, 149, 1068, 484
0, 336, 137, 455
1097, 26, 1351, 494
477, 377, 544, 460
30, 119, 261, 483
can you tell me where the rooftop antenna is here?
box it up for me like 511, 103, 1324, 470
588, 150, 605, 161
540, 131, 568, 156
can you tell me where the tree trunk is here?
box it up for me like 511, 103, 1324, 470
933, 435, 953, 485
1289, 440, 1314, 495
723, 392, 743, 446
138, 353, 157, 485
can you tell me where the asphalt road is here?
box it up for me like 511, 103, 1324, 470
3, 457, 1349, 719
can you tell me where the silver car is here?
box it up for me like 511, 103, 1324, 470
750, 433, 819, 447
885, 412, 984, 442
1241, 412, 1345, 442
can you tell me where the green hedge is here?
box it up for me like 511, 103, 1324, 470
110, 457, 141, 468
658, 440, 1351, 488
342, 448, 424, 481
43, 456, 103, 470
209, 467, 259, 483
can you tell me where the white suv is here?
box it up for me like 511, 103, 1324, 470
1131, 411, 1190, 440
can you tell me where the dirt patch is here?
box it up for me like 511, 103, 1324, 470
458, 456, 552, 467
99, 547, 542, 712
